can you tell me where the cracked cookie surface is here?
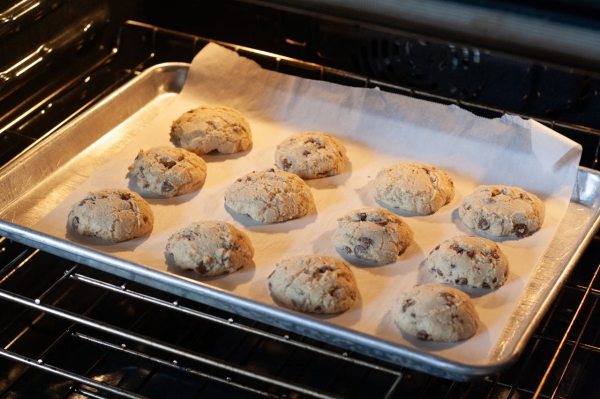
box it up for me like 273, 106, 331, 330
392, 284, 479, 342
427, 235, 509, 288
165, 221, 254, 277
68, 188, 154, 242
333, 207, 414, 264
373, 162, 455, 215
170, 105, 252, 155
274, 132, 345, 179
128, 146, 207, 197
458, 185, 545, 237
267, 255, 358, 314
224, 168, 315, 223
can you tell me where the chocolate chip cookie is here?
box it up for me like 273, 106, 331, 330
224, 168, 315, 223
165, 221, 254, 277
392, 284, 480, 342
333, 207, 414, 264
274, 132, 345, 179
128, 146, 207, 197
458, 185, 545, 237
170, 105, 252, 155
427, 235, 509, 288
373, 162, 455, 215
267, 255, 358, 314
68, 188, 154, 242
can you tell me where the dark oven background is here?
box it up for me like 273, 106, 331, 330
0, 0, 599, 398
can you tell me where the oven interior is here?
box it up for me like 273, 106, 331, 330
1, 0, 599, 397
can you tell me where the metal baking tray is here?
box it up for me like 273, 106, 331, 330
1, 62, 599, 381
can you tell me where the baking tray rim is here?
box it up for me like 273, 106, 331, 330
0, 62, 598, 381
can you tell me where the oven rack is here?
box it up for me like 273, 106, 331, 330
0, 20, 599, 398
0, 232, 599, 398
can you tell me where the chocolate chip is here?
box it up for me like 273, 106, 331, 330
450, 263, 456, 268
354, 245, 366, 257
466, 250, 475, 258
344, 246, 352, 254
359, 237, 373, 246
411, 312, 416, 318
492, 277, 497, 283
455, 278, 468, 285
436, 268, 444, 277
196, 261, 208, 274
268, 282, 272, 289
268, 168, 275, 173
317, 144, 326, 149
160, 159, 176, 169
450, 244, 464, 254
318, 266, 335, 273
304, 139, 315, 144
465, 205, 472, 211
315, 305, 322, 312
281, 158, 291, 171
359, 213, 367, 221
402, 298, 415, 312
162, 181, 175, 193
72, 217, 79, 230
302, 150, 311, 156
440, 292, 455, 306
417, 330, 432, 341
236, 178, 242, 182
77, 200, 87, 207
120, 193, 131, 201
478, 218, 490, 230
434, 245, 440, 251
330, 285, 344, 299
514, 223, 528, 237
374, 220, 388, 226
482, 282, 491, 288
490, 251, 500, 259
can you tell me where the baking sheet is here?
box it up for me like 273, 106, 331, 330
0, 43, 593, 379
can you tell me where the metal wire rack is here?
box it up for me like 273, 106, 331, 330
0, 21, 599, 399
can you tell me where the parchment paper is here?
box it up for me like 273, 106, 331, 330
36, 43, 582, 366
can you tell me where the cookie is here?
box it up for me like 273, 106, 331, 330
373, 162, 455, 215
392, 284, 479, 342
267, 255, 358, 314
128, 146, 207, 197
333, 207, 414, 264
170, 105, 252, 155
224, 168, 315, 223
165, 221, 254, 277
68, 188, 154, 242
458, 185, 545, 237
274, 132, 345, 179
427, 235, 509, 288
